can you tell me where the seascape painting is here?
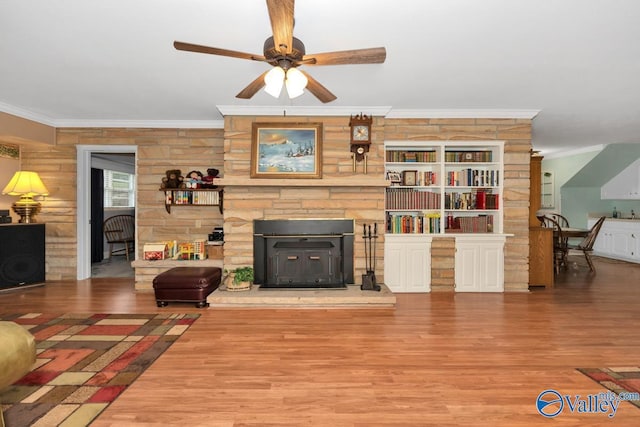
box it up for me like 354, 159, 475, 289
251, 123, 323, 179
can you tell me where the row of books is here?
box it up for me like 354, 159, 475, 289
444, 191, 499, 210
386, 150, 437, 163
386, 188, 441, 210
165, 190, 220, 205
446, 169, 499, 187
444, 150, 493, 163
445, 215, 494, 233
386, 213, 441, 234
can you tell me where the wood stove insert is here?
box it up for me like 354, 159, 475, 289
253, 219, 355, 289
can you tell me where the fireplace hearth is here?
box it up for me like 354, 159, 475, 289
253, 219, 354, 289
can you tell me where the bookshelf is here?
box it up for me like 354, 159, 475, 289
384, 141, 504, 235
383, 141, 507, 293
161, 188, 224, 214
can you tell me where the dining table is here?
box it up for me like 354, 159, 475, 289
558, 227, 590, 239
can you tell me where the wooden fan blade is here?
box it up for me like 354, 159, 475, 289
174, 41, 266, 62
236, 71, 270, 99
266, 0, 294, 55
303, 47, 386, 66
300, 70, 337, 103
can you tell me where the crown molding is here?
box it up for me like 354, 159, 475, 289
216, 105, 540, 120
216, 105, 393, 117
385, 109, 540, 119
51, 119, 224, 129
0, 101, 57, 126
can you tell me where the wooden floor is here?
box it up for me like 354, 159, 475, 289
2, 255, 640, 426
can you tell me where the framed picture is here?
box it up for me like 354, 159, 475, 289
0, 143, 19, 159
402, 170, 417, 186
386, 171, 402, 184
251, 122, 323, 179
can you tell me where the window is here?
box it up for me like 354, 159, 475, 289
104, 170, 135, 208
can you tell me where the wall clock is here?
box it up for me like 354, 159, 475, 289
349, 113, 372, 162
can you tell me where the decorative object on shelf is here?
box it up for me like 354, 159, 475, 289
1, 171, 49, 223
361, 223, 381, 291
402, 170, 417, 186
349, 113, 373, 173
200, 168, 219, 189
251, 122, 323, 179
160, 169, 185, 189
185, 170, 204, 188
0, 209, 11, 224
386, 171, 402, 185
224, 266, 254, 291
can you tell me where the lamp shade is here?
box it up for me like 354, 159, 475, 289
2, 171, 49, 197
285, 68, 308, 98
264, 66, 285, 98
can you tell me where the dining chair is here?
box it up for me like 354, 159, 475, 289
549, 213, 570, 228
537, 215, 568, 274
567, 216, 606, 273
103, 214, 135, 261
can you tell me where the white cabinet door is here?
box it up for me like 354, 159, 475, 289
383, 235, 431, 292
590, 218, 640, 263
611, 230, 633, 259
454, 236, 505, 292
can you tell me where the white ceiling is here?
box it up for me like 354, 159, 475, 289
1, 0, 639, 155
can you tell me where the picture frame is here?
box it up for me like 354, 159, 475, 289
0, 143, 19, 159
402, 170, 417, 186
251, 122, 323, 179
386, 171, 402, 184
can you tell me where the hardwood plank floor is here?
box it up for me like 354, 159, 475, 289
2, 254, 640, 426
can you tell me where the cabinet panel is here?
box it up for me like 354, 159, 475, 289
383, 235, 431, 293
0, 223, 45, 290
454, 236, 505, 292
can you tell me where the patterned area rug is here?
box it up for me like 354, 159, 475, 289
577, 367, 640, 408
0, 313, 199, 426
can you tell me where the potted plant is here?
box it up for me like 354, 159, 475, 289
224, 266, 253, 291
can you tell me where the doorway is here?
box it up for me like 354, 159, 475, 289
77, 145, 137, 280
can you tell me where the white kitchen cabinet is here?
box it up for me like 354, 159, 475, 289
589, 218, 640, 263
383, 234, 431, 292
454, 235, 506, 292
601, 159, 640, 200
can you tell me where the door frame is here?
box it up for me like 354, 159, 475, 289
76, 145, 137, 279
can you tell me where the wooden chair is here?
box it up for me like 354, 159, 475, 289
537, 215, 568, 274
103, 214, 135, 261
567, 216, 606, 273
549, 213, 570, 228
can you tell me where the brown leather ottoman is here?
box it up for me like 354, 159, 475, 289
153, 267, 221, 308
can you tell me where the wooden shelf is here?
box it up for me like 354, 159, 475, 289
160, 188, 223, 214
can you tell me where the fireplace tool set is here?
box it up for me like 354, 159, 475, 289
362, 223, 381, 291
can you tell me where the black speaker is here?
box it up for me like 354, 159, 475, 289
0, 223, 45, 290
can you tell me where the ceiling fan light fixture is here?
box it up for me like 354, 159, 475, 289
264, 66, 285, 98
285, 67, 308, 99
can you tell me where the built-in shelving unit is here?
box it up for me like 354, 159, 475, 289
161, 188, 224, 214
384, 141, 504, 235
383, 140, 507, 293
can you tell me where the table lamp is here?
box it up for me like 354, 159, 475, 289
1, 171, 49, 223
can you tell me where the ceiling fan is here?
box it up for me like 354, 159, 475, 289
173, 0, 386, 103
